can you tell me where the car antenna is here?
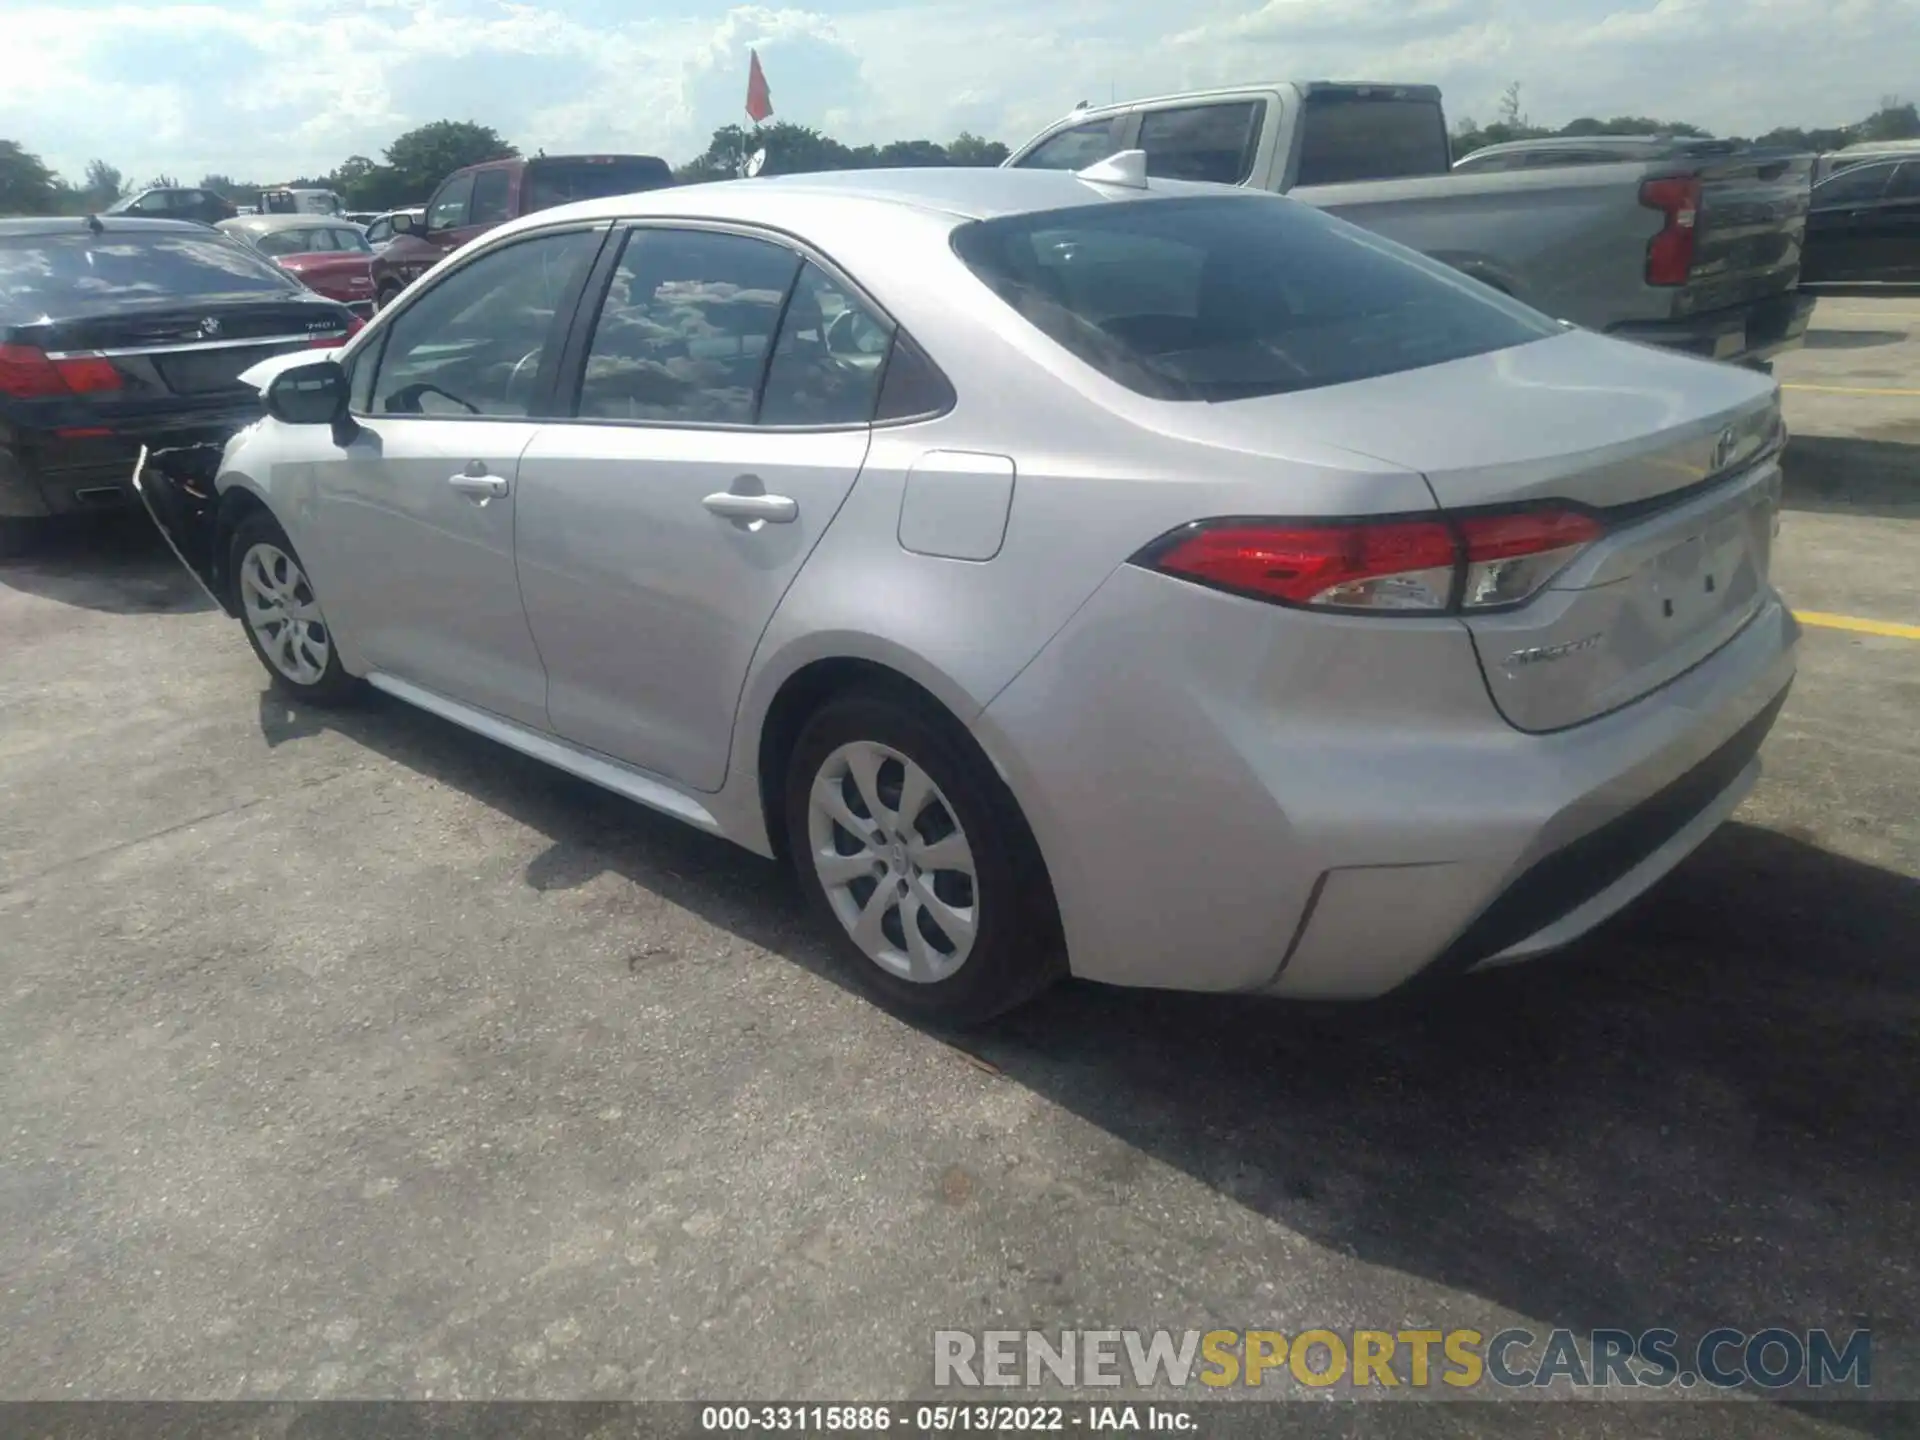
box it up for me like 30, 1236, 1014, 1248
1074, 148, 1149, 190
85, 213, 105, 233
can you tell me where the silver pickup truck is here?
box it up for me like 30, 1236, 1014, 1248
1005, 82, 1817, 368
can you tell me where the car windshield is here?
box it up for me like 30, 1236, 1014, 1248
0, 230, 295, 310
950, 195, 1560, 402
524, 157, 673, 211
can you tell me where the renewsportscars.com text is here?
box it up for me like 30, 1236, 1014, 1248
934, 1327, 1871, 1391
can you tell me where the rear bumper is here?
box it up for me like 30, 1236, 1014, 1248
974, 563, 1800, 1000
0, 409, 259, 518
1609, 290, 1816, 365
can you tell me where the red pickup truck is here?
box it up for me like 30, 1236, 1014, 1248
370, 154, 673, 309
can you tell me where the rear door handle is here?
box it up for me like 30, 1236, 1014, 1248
702, 491, 797, 525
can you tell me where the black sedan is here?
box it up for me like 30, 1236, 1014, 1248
1, 217, 360, 551
1801, 157, 1920, 284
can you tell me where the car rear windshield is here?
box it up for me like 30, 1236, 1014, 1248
1295, 92, 1451, 186
950, 195, 1559, 402
0, 231, 296, 312
525, 157, 673, 211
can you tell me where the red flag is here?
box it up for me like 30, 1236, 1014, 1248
745, 49, 773, 124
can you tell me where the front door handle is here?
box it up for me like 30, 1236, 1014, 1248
702, 489, 797, 526
448, 467, 509, 501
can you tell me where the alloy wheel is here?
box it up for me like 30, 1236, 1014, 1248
806, 740, 979, 983
239, 541, 331, 686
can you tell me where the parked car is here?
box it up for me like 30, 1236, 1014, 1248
1799, 157, 1920, 284
1815, 139, 1920, 183
362, 208, 425, 254
370, 154, 672, 309
0, 217, 359, 553
1007, 83, 1817, 368
103, 186, 238, 226
343, 211, 379, 227
259, 188, 345, 217
219, 216, 379, 315
136, 168, 1796, 1023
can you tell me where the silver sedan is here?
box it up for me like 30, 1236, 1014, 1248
146, 160, 1797, 1023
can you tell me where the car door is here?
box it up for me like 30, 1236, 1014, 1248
394, 171, 478, 284
307, 224, 607, 727
1870, 161, 1920, 280
513, 226, 889, 791
1803, 162, 1894, 282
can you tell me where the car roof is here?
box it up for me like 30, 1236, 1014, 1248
0, 215, 218, 238
519, 165, 1244, 233
220, 215, 363, 232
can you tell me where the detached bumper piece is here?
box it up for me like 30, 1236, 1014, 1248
132, 441, 232, 613
1413, 684, 1791, 983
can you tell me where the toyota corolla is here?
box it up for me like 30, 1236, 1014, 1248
136, 160, 1798, 1024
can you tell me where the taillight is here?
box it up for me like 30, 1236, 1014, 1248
1137, 507, 1604, 615
0, 344, 122, 399
1639, 175, 1700, 286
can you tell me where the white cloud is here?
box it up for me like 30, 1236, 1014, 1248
0, 0, 1913, 185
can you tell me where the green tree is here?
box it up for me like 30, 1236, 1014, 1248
381, 121, 517, 202
946, 132, 1010, 166
84, 159, 124, 205
0, 140, 61, 215
142, 173, 181, 190
1856, 97, 1920, 142
873, 138, 951, 167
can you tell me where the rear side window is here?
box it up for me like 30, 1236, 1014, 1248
1294, 93, 1451, 186
1138, 102, 1265, 185
758, 263, 893, 426
951, 195, 1558, 402
1813, 164, 1893, 206
1889, 162, 1920, 200
576, 228, 800, 424
0, 232, 296, 310
1015, 119, 1125, 171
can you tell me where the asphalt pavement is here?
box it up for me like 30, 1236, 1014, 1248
1, 297, 1916, 1435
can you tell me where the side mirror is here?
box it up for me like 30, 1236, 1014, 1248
391, 212, 418, 235
264, 360, 349, 426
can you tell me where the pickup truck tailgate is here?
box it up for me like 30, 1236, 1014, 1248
1685, 150, 1814, 311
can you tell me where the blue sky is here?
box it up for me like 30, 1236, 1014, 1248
1, 0, 1911, 185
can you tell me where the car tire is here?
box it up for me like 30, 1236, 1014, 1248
375, 283, 402, 312
785, 688, 1064, 1027
229, 511, 360, 706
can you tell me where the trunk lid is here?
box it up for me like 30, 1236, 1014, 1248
1678, 148, 1814, 311
277, 253, 377, 303
1190, 330, 1786, 731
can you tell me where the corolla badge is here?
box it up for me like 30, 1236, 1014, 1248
1505, 633, 1603, 670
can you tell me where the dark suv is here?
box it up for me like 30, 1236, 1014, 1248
103, 187, 238, 226
369, 153, 673, 309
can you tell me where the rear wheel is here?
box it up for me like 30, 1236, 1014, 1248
231, 512, 359, 705
785, 690, 1062, 1026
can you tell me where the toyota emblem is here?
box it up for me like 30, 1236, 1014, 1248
1711, 426, 1738, 473
198, 316, 223, 339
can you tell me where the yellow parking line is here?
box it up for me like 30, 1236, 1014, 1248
1781, 383, 1920, 397
1795, 611, 1920, 640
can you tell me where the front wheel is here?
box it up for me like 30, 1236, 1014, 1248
231, 512, 360, 705
785, 690, 1063, 1026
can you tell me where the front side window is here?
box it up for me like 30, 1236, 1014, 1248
366, 218, 392, 244
576, 228, 800, 424
367, 228, 600, 418
951, 195, 1559, 402
759, 263, 893, 425
427, 174, 475, 232
470, 169, 513, 225
1138, 103, 1265, 185
1015, 118, 1124, 171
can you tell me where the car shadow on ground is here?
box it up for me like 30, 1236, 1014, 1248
0, 511, 216, 615
259, 687, 1919, 1426
1801, 329, 1909, 351
1783, 435, 1920, 519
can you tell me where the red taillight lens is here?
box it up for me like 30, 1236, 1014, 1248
1144, 519, 1460, 611
0, 344, 122, 398
1141, 507, 1604, 614
1639, 175, 1700, 286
